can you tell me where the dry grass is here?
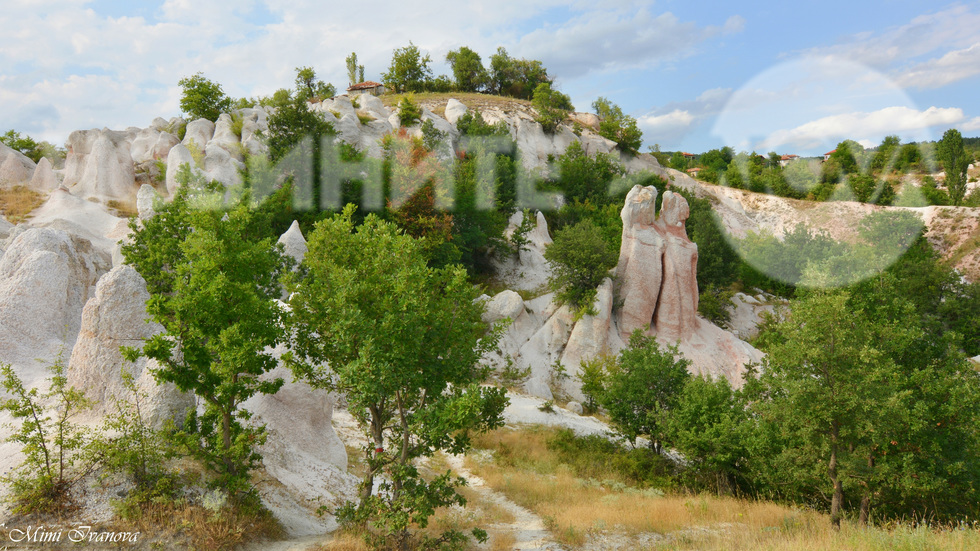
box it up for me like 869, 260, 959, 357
314, 532, 371, 551
379, 92, 533, 114
467, 426, 980, 550
0, 185, 45, 223
112, 499, 284, 551
107, 198, 138, 218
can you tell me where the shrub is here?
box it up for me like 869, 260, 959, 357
697, 284, 734, 326
0, 358, 95, 515
544, 219, 618, 316
397, 95, 422, 127
532, 82, 572, 134
592, 97, 643, 155
420, 119, 446, 152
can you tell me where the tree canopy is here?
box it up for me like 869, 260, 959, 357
178, 72, 232, 121
382, 42, 433, 94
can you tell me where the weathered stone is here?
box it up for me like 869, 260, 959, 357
492, 210, 554, 292
0, 142, 35, 187
210, 113, 243, 160
277, 220, 308, 265
136, 183, 159, 220
182, 118, 215, 151
66, 265, 193, 428
617, 185, 664, 339
654, 190, 699, 341
165, 143, 200, 195
560, 278, 615, 400
131, 128, 179, 163
565, 401, 584, 415
444, 99, 468, 125
28, 157, 58, 192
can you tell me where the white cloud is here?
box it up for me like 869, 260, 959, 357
896, 42, 980, 89
760, 106, 964, 151
799, 5, 980, 89
961, 117, 980, 133
516, 8, 739, 79
637, 109, 695, 144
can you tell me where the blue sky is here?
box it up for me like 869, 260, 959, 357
2, 0, 980, 156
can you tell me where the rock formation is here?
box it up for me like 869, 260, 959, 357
277, 220, 308, 265
0, 142, 35, 187
66, 265, 194, 428
492, 210, 554, 292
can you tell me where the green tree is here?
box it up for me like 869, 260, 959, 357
531, 82, 572, 133
286, 207, 507, 549
396, 94, 422, 127
346, 52, 360, 86
937, 128, 969, 205
544, 218, 618, 315
382, 42, 433, 94
552, 140, 625, 205
600, 332, 691, 454
121, 183, 290, 501
748, 284, 980, 527
488, 47, 550, 99
178, 72, 232, 121
591, 97, 643, 155
294, 66, 335, 102
446, 46, 488, 92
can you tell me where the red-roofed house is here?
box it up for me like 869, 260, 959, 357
823, 149, 836, 162
347, 81, 386, 96
779, 154, 800, 167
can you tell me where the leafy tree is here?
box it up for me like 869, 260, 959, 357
488, 47, 550, 99
178, 72, 232, 121
446, 46, 488, 92
545, 218, 618, 315
748, 284, 980, 526
531, 82, 572, 134
121, 182, 290, 501
382, 42, 433, 94
285, 207, 507, 549
454, 110, 509, 138
346, 52, 360, 86
552, 141, 625, 205
600, 332, 691, 454
591, 97, 643, 155
294, 66, 335, 102
937, 128, 969, 205
667, 375, 747, 493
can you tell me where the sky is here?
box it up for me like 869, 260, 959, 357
2, 0, 980, 156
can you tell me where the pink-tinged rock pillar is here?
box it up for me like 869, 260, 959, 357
616, 185, 664, 339
616, 185, 700, 341
654, 190, 699, 340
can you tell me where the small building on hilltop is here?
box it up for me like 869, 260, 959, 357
347, 81, 385, 96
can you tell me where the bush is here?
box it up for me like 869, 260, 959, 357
532, 83, 572, 134
544, 219, 618, 316
592, 97, 643, 155
697, 284, 734, 326
0, 358, 95, 515
397, 95, 422, 127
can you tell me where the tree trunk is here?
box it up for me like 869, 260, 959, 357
222, 409, 236, 477
859, 453, 874, 526
829, 422, 843, 530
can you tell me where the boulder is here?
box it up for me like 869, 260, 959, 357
565, 401, 584, 415
323, 96, 356, 120
63, 130, 136, 201
482, 290, 539, 361
210, 113, 243, 160
66, 265, 194, 428
358, 120, 394, 158
568, 112, 600, 129
444, 99, 468, 125
165, 143, 200, 195
26, 187, 126, 251
130, 128, 179, 163
182, 118, 215, 151
0, 142, 35, 187
277, 220, 308, 265
355, 93, 389, 120
334, 113, 362, 147
517, 302, 576, 400
653, 190, 700, 341
617, 185, 664, 339
136, 183, 159, 220
28, 157, 58, 192
203, 142, 243, 189
149, 117, 170, 131
0, 228, 111, 376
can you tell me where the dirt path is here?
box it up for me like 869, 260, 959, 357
444, 453, 567, 551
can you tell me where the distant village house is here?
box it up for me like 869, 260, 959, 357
347, 81, 386, 96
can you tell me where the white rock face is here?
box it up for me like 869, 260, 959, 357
0, 228, 111, 375
727, 292, 779, 341
28, 157, 58, 192
277, 220, 308, 265
492, 210, 554, 292
210, 113, 242, 160
444, 99, 468, 125
165, 143, 200, 195
66, 265, 194, 428
204, 142, 243, 189
130, 128, 179, 164
26, 187, 126, 252
335, 113, 362, 147
61, 129, 136, 201
136, 183, 159, 220
559, 278, 619, 400
355, 93, 389, 121
518, 303, 576, 399
182, 118, 215, 151
0, 142, 35, 186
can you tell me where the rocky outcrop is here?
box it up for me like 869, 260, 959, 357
165, 143, 200, 195
444, 99, 468, 125
181, 118, 215, 151
492, 210, 553, 292
277, 220, 308, 266
0, 142, 36, 187
136, 184, 159, 220
28, 157, 58, 192
66, 265, 193, 428
0, 228, 111, 377
130, 128, 180, 164
62, 129, 137, 201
